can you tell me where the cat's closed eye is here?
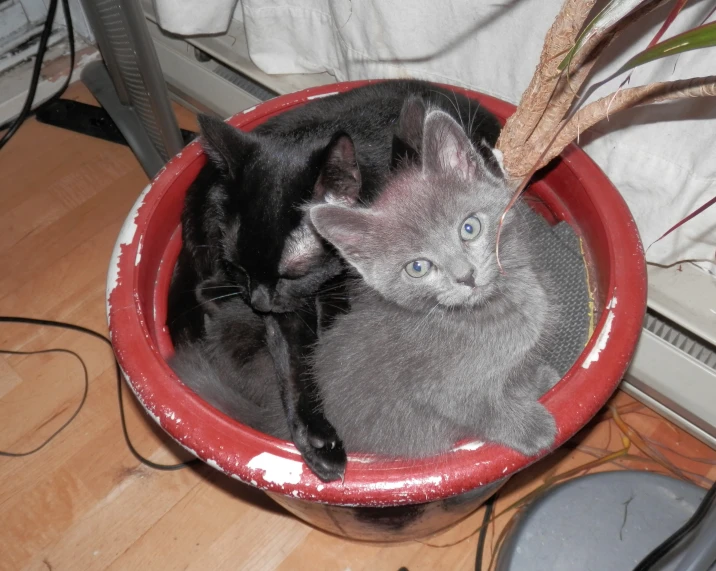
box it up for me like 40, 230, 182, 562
460, 215, 482, 241
278, 269, 306, 280
405, 259, 433, 278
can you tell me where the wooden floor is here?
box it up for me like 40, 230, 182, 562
1, 83, 715, 571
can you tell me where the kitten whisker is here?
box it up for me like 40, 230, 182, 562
318, 288, 350, 297
317, 285, 351, 296
410, 300, 441, 338
193, 284, 241, 292
169, 292, 243, 324
313, 278, 360, 297
452, 91, 466, 135
468, 104, 487, 141
314, 283, 348, 295
292, 310, 317, 337
196, 292, 243, 307
320, 296, 351, 305
429, 90, 463, 133
321, 302, 350, 314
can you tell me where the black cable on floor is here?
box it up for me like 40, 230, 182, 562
0, 0, 76, 148
0, 347, 87, 457
632, 478, 716, 570
0, 316, 200, 471
475, 492, 497, 571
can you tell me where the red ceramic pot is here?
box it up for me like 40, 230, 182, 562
106, 81, 646, 542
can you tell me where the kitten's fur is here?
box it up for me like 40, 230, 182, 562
309, 108, 558, 458
170, 298, 290, 439
167, 81, 501, 480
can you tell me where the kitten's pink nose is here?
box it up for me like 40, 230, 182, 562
456, 271, 476, 288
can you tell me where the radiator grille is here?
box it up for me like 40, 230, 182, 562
87, 0, 184, 166
645, 309, 716, 371
213, 63, 276, 102
93, 0, 167, 159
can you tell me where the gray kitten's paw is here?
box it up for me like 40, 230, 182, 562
516, 403, 556, 456
535, 363, 561, 394
499, 402, 557, 457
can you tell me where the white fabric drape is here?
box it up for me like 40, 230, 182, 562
155, 0, 716, 270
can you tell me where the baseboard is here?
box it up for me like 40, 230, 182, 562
622, 304, 716, 449
621, 381, 716, 450
145, 18, 261, 119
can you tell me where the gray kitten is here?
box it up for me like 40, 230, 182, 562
309, 108, 558, 458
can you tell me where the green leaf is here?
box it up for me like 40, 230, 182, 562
615, 0, 690, 97
619, 21, 716, 73
647, 0, 690, 49
558, 0, 649, 71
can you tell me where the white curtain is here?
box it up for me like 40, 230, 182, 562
155, 0, 716, 271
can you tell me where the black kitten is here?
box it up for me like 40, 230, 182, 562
167, 80, 501, 481
169, 81, 501, 339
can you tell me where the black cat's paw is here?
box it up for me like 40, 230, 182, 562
294, 421, 347, 482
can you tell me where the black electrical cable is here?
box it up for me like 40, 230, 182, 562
632, 478, 716, 571
0, 347, 87, 457
475, 492, 497, 571
0, 316, 200, 471
0, 0, 75, 148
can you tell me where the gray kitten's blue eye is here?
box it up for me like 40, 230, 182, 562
460, 215, 482, 241
405, 259, 433, 278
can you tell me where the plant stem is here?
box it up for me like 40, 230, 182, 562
532, 75, 716, 172
497, 0, 597, 154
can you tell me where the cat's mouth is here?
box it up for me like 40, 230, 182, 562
437, 283, 497, 309
259, 303, 299, 314
248, 296, 303, 314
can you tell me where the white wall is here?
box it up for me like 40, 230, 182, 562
0, 0, 93, 50
0, 1, 37, 46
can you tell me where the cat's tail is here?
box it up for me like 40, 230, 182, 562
168, 343, 291, 440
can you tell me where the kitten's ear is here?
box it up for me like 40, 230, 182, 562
422, 110, 478, 180
310, 204, 374, 263
391, 96, 426, 169
198, 114, 256, 179
314, 132, 362, 203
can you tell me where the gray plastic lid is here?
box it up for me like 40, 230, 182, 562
496, 470, 712, 571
